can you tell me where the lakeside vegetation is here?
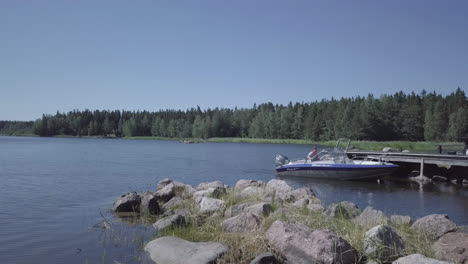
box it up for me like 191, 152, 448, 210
1, 89, 467, 145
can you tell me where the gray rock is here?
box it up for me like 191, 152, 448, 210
155, 183, 176, 203
325, 201, 360, 219
112, 192, 141, 213
411, 214, 457, 240
235, 179, 265, 191
144, 236, 227, 264
266, 179, 294, 201
156, 178, 173, 190
389, 215, 412, 225
410, 175, 432, 183
199, 197, 225, 215
354, 207, 387, 227
222, 212, 261, 232
152, 214, 186, 232
161, 196, 184, 211
402, 150, 410, 153
224, 202, 255, 218
433, 232, 468, 264
307, 203, 325, 212
432, 175, 448, 182
383, 147, 400, 152
162, 208, 191, 218
179, 184, 196, 199
245, 202, 273, 217
240, 186, 266, 198
140, 192, 161, 215
266, 220, 358, 264
363, 225, 405, 263
250, 252, 280, 264
392, 254, 452, 264
288, 187, 317, 202
193, 187, 225, 201
196, 181, 225, 191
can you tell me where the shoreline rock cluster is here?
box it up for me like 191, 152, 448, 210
113, 178, 466, 264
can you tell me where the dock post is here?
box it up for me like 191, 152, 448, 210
419, 159, 424, 177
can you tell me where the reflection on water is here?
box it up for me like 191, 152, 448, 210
279, 175, 468, 223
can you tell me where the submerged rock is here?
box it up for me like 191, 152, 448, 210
222, 212, 261, 232
144, 236, 227, 264
266, 220, 358, 264
411, 214, 457, 240
392, 254, 452, 264
433, 232, 468, 264
363, 225, 405, 263
112, 192, 141, 213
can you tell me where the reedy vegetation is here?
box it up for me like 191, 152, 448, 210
1, 89, 467, 142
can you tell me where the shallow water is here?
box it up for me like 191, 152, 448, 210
0, 136, 467, 263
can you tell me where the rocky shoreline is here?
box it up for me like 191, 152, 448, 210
112, 179, 467, 264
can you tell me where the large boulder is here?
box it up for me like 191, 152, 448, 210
157, 178, 174, 190
353, 207, 387, 227
288, 187, 317, 202
144, 236, 227, 264
324, 201, 360, 219
112, 192, 141, 213
411, 214, 457, 240
389, 215, 412, 226
392, 254, 452, 264
222, 212, 261, 233
433, 232, 468, 264
224, 202, 255, 218
266, 220, 358, 264
161, 196, 184, 211
235, 179, 265, 191
193, 187, 225, 201
140, 192, 161, 215
363, 225, 405, 263
245, 202, 273, 217
249, 252, 281, 264
240, 186, 266, 198
266, 179, 293, 193
196, 181, 225, 191
155, 183, 176, 203
152, 214, 186, 232
198, 197, 225, 215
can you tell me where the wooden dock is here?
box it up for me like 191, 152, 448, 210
346, 151, 468, 167
346, 151, 468, 181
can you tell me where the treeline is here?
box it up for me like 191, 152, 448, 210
1, 88, 467, 142
0, 121, 34, 136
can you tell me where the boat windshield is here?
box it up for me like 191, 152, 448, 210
315, 148, 354, 164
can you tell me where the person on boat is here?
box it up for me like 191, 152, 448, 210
307, 146, 319, 161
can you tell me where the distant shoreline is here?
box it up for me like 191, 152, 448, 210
1, 134, 460, 152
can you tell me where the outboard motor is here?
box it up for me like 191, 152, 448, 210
275, 154, 289, 166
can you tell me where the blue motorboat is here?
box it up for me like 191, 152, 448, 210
275, 140, 398, 180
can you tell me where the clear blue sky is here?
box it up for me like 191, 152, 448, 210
1, 0, 467, 121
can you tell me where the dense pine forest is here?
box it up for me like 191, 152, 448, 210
1, 89, 467, 142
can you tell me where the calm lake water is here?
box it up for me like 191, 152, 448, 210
1, 136, 467, 264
